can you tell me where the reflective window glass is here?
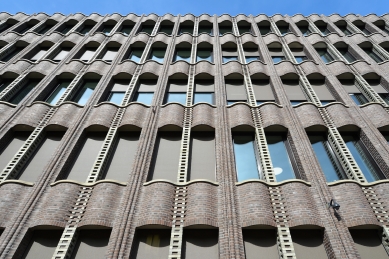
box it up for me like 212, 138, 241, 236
272, 56, 286, 63
134, 92, 154, 105
9, 79, 40, 104
223, 56, 238, 63
266, 135, 295, 181
342, 134, 382, 182
166, 93, 186, 104
46, 80, 71, 105
129, 49, 143, 63
72, 80, 98, 105
309, 134, 344, 182
197, 50, 212, 62
149, 49, 165, 63
107, 92, 125, 105
233, 134, 260, 181
174, 49, 191, 62
194, 93, 213, 104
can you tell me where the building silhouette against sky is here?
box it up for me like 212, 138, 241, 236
1, 11, 389, 259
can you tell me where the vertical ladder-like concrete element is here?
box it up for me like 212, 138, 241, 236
168, 17, 199, 259
85, 17, 163, 183
0, 66, 90, 182
0, 69, 31, 100
52, 186, 93, 259
238, 17, 296, 259
52, 17, 158, 259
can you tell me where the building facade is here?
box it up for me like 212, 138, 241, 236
1, 11, 389, 259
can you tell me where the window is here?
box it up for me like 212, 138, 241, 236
140, 25, 154, 34
30, 47, 50, 61
128, 48, 144, 63
79, 47, 97, 62
0, 21, 16, 34
337, 48, 356, 63
79, 24, 95, 34
298, 26, 311, 36
188, 131, 216, 181
232, 133, 260, 181
120, 24, 133, 35
36, 23, 55, 34
283, 79, 307, 105
258, 24, 271, 35
294, 56, 308, 63
244, 48, 260, 63
164, 79, 187, 105
0, 132, 30, 172
194, 79, 214, 104
58, 23, 74, 34
179, 25, 193, 35
239, 25, 252, 34
269, 46, 285, 63
226, 78, 246, 104
308, 134, 345, 182
101, 47, 119, 62
266, 134, 296, 181
0, 79, 14, 93
341, 133, 383, 182
363, 48, 384, 63
174, 49, 191, 62
17, 132, 64, 182
337, 25, 352, 35
350, 229, 388, 259
70, 229, 111, 259
106, 80, 129, 105
317, 49, 335, 63
277, 25, 290, 35
366, 77, 389, 104
182, 229, 219, 259
219, 25, 232, 35
20, 229, 62, 259
339, 78, 368, 105
46, 80, 71, 105
14, 21, 37, 34
149, 48, 166, 63
71, 80, 99, 105
148, 132, 181, 181
290, 229, 328, 259
101, 24, 114, 35
243, 229, 278, 259
159, 24, 173, 35
66, 132, 106, 181
52, 47, 72, 62
197, 49, 213, 62
271, 56, 285, 63
134, 79, 157, 105
9, 79, 41, 104
198, 25, 213, 35
130, 229, 170, 259
252, 78, 274, 103
0, 46, 25, 62
317, 25, 330, 35
309, 78, 335, 104
350, 93, 368, 105
222, 49, 238, 63
103, 131, 140, 182
354, 23, 371, 35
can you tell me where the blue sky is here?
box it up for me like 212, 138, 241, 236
1, 0, 388, 16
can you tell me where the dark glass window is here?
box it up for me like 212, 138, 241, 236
0, 79, 14, 93
337, 25, 352, 35
277, 26, 290, 35
174, 49, 191, 62
258, 25, 271, 35
179, 25, 193, 35
317, 25, 331, 35
140, 25, 154, 34
349, 93, 368, 105
159, 25, 173, 35
79, 24, 94, 34
129, 48, 143, 63
149, 48, 166, 63
272, 56, 286, 63
9, 79, 41, 104
338, 48, 356, 63
298, 26, 311, 36
317, 49, 335, 63
197, 49, 213, 62
363, 48, 384, 63
0, 46, 25, 62
219, 26, 232, 35
120, 25, 133, 35
198, 26, 213, 35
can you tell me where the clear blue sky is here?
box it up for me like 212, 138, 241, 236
1, 0, 388, 16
